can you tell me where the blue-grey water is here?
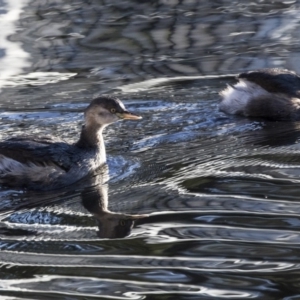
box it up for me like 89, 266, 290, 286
1, 1, 300, 299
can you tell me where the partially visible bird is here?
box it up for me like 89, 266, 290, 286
219, 68, 300, 120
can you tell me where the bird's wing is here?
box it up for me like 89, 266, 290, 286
238, 68, 300, 96
0, 136, 73, 171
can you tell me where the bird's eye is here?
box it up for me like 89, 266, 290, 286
110, 108, 116, 113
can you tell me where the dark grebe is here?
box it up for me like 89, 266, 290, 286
219, 68, 300, 120
0, 96, 141, 190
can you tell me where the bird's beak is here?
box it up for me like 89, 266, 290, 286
116, 111, 142, 120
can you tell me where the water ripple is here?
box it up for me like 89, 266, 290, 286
0, 275, 256, 299
0, 251, 298, 273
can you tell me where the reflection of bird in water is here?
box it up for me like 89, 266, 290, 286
0, 165, 148, 239
81, 169, 148, 239
0, 96, 141, 190
219, 68, 300, 120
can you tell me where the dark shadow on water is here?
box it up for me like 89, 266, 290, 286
247, 119, 300, 147
0, 165, 148, 239
81, 183, 148, 239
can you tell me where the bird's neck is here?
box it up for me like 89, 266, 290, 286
76, 124, 106, 151
81, 183, 109, 214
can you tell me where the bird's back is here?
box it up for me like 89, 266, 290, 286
219, 68, 300, 120
0, 136, 91, 190
238, 68, 300, 97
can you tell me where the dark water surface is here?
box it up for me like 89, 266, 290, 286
1, 0, 300, 299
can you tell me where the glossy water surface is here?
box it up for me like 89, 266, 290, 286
1, 1, 300, 299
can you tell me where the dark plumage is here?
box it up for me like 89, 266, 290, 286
0, 96, 141, 190
219, 68, 300, 120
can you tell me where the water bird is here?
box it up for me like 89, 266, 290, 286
219, 68, 300, 120
0, 96, 141, 190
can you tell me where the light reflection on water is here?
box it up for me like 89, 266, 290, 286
1, 0, 300, 299
0, 0, 30, 87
